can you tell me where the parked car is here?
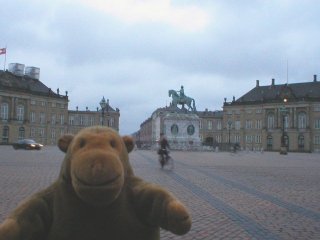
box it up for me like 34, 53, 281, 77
12, 139, 43, 150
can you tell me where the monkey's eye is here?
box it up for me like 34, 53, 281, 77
110, 139, 116, 148
79, 139, 86, 148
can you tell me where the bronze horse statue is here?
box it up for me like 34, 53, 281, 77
168, 90, 196, 111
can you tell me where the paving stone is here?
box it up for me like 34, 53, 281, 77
1, 146, 320, 239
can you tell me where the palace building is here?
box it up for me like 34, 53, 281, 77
0, 63, 119, 145
222, 76, 320, 153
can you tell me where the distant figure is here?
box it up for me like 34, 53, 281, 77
158, 133, 169, 162
157, 133, 173, 169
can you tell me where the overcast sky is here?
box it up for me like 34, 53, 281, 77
1, 0, 320, 134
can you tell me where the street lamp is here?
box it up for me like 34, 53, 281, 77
280, 98, 288, 154
100, 96, 107, 126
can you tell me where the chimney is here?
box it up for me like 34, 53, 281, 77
314, 74, 317, 82
271, 78, 275, 86
256, 80, 259, 87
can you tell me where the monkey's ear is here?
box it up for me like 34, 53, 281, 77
58, 134, 74, 153
122, 136, 134, 153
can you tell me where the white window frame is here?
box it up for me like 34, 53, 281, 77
298, 112, 307, 129
0, 103, 9, 120
16, 105, 24, 121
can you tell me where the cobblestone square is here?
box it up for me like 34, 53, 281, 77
1, 146, 320, 239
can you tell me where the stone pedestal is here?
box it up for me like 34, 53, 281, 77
163, 112, 201, 150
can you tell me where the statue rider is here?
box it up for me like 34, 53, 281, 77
178, 85, 185, 100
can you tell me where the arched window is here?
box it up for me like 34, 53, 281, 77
0, 103, 9, 120
267, 113, 275, 129
16, 105, 25, 121
18, 127, 25, 139
298, 112, 307, 129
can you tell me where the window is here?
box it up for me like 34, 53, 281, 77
16, 105, 24, 121
18, 127, 25, 139
217, 120, 222, 130
267, 135, 273, 150
199, 120, 202, 129
256, 135, 261, 143
256, 119, 262, 129
60, 115, 64, 125
235, 135, 240, 143
298, 112, 307, 129
0, 103, 9, 120
215, 135, 222, 143
79, 115, 84, 125
2, 126, 9, 143
315, 136, 320, 145
39, 128, 45, 137
30, 100, 36, 105
30, 128, 36, 138
245, 120, 252, 129
109, 117, 114, 127
235, 120, 240, 130
298, 135, 304, 150
207, 121, 212, 130
245, 135, 252, 143
314, 119, 320, 129
267, 114, 275, 129
51, 114, 56, 125
30, 112, 36, 123
89, 117, 95, 126
51, 129, 56, 140
69, 116, 74, 125
314, 105, 320, 112
39, 112, 45, 124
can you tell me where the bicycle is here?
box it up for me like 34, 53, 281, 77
158, 149, 174, 170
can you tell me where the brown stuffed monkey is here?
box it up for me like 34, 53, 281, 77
0, 126, 191, 240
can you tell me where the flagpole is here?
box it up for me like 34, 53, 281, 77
4, 45, 7, 70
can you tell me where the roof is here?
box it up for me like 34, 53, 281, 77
229, 80, 320, 105
197, 110, 223, 118
0, 70, 67, 100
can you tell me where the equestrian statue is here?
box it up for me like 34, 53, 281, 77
168, 86, 196, 111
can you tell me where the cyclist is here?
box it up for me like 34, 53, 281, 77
158, 133, 170, 167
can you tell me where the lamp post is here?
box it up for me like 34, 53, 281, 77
280, 98, 288, 154
100, 97, 107, 126
227, 120, 232, 144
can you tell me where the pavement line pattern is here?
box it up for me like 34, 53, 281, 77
137, 152, 280, 240
194, 166, 320, 222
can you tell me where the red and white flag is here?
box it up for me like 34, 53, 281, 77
0, 48, 6, 55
